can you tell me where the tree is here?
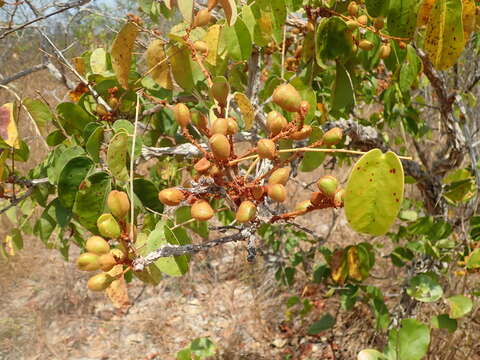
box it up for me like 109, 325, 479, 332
1, 0, 480, 358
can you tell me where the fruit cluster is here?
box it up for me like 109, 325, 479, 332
158, 83, 346, 226
75, 190, 132, 291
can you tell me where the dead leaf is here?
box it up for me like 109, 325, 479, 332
146, 40, 173, 90
106, 276, 130, 311
0, 103, 20, 148
234, 92, 254, 130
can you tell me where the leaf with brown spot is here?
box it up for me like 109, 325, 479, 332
417, 0, 436, 26
111, 22, 138, 89
73, 57, 86, 77
347, 246, 363, 281
425, 0, 465, 70
330, 249, 347, 284
462, 0, 476, 41
0, 103, 20, 149
146, 40, 173, 90
234, 92, 254, 130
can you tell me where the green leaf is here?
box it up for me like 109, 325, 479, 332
222, 18, 252, 61
190, 337, 217, 357
46, 130, 66, 146
430, 314, 457, 333
23, 98, 53, 135
133, 179, 164, 213
56, 102, 93, 135
345, 149, 404, 236
176, 348, 192, 360
315, 17, 354, 64
112, 119, 142, 158
331, 61, 355, 112
387, 0, 419, 38
107, 130, 129, 182
34, 202, 57, 244
398, 319, 430, 360
72, 172, 111, 232
86, 126, 104, 162
407, 274, 443, 302
447, 295, 473, 319
168, 45, 198, 91
466, 248, 480, 269
424, 0, 465, 70
58, 156, 94, 209
300, 126, 325, 172
145, 221, 189, 277
307, 313, 336, 335
365, 0, 390, 17
50, 145, 85, 183
390, 247, 414, 267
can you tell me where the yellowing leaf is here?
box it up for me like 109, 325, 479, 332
146, 40, 173, 90
111, 22, 138, 89
347, 246, 363, 281
2, 235, 14, 256
0, 150, 8, 180
90, 48, 108, 75
204, 24, 222, 66
168, 45, 196, 90
462, 0, 476, 40
330, 249, 347, 284
177, 0, 193, 23
219, 0, 237, 26
417, 0, 436, 26
106, 276, 130, 311
425, 0, 465, 70
234, 92, 254, 130
0, 103, 20, 149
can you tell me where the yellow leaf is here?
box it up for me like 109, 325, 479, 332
3, 235, 14, 257
417, 0, 437, 27
219, 0, 237, 26
234, 92, 254, 130
146, 40, 173, 90
0, 103, 20, 149
111, 22, 138, 89
106, 275, 130, 311
347, 246, 363, 281
177, 0, 193, 23
204, 24, 222, 66
462, 0, 476, 41
425, 0, 465, 70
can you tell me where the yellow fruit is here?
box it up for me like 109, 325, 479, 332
194, 157, 212, 173
267, 184, 287, 202
295, 200, 312, 214
290, 125, 312, 140
193, 8, 211, 27
334, 189, 346, 207
210, 79, 229, 107
98, 252, 117, 272
266, 111, 288, 136
236, 201, 257, 223
317, 175, 339, 197
359, 39, 374, 51
357, 15, 368, 26
85, 236, 110, 255
211, 117, 229, 135
158, 188, 185, 206
107, 190, 130, 219
97, 214, 121, 239
380, 44, 391, 59
268, 167, 291, 186
257, 139, 277, 159
87, 273, 113, 292
76, 252, 101, 271
322, 127, 343, 146
173, 103, 191, 128
191, 200, 214, 221
226, 117, 238, 135
209, 134, 231, 160
348, 1, 359, 16
272, 84, 302, 113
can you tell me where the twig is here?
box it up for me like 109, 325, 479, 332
130, 92, 141, 239
0, 64, 48, 85
132, 225, 258, 270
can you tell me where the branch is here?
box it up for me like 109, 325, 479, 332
0, 0, 91, 40
132, 225, 258, 270
0, 177, 49, 214
0, 63, 47, 85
